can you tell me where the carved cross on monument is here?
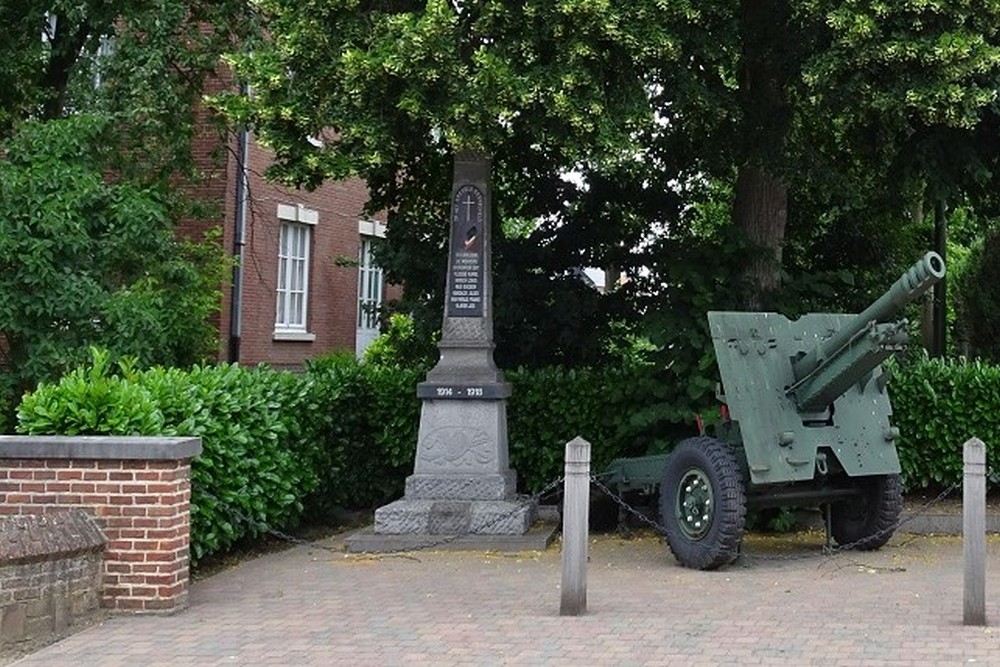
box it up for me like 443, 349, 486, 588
362, 151, 536, 545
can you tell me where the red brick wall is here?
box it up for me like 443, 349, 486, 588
0, 459, 193, 613
226, 140, 382, 367
185, 120, 389, 367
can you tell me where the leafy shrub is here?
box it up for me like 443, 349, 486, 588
363, 362, 423, 492
17, 352, 323, 563
301, 353, 420, 514
301, 327, 427, 510
140, 364, 323, 561
891, 355, 1000, 490
507, 365, 675, 492
17, 349, 164, 435
361, 312, 436, 370
956, 232, 1000, 362
0, 115, 225, 416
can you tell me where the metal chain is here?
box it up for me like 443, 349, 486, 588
743, 482, 961, 563
823, 483, 959, 554
590, 474, 670, 534
196, 490, 338, 553
196, 473, 567, 558
199, 469, 978, 565
588, 473, 968, 564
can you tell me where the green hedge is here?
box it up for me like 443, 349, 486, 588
507, 365, 675, 491
300, 355, 422, 513
17, 351, 326, 563
18, 348, 999, 564
891, 355, 1000, 490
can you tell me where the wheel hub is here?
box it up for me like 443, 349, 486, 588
675, 468, 713, 540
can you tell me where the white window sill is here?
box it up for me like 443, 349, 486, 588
273, 330, 316, 342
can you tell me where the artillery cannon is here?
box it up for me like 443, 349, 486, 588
601, 252, 945, 569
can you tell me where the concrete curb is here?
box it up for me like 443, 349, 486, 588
898, 511, 1000, 535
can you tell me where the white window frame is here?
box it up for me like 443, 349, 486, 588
356, 220, 387, 357
274, 204, 318, 341
92, 36, 114, 89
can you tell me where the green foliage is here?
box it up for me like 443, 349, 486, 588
602, 321, 661, 370
956, 229, 1000, 361
217, 0, 685, 368
802, 2, 1000, 132
0, 0, 257, 152
302, 353, 422, 513
223, 1, 678, 181
745, 507, 802, 534
17, 353, 324, 563
214, 0, 1000, 374
507, 364, 680, 492
0, 115, 226, 423
891, 355, 1000, 490
0, 2, 251, 423
361, 313, 437, 371
629, 222, 749, 425
17, 348, 164, 435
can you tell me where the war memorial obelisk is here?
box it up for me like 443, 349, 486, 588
348, 152, 542, 551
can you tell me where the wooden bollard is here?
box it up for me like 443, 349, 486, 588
560, 436, 591, 616
963, 437, 987, 626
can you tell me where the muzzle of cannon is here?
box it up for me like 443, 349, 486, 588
787, 252, 945, 412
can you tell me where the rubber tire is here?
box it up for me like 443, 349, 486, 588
659, 437, 746, 570
830, 473, 902, 550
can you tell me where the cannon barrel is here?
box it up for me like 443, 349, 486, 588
791, 251, 945, 385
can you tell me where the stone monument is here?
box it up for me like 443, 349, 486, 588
348, 151, 541, 551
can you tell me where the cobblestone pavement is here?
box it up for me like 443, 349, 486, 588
8, 529, 1000, 666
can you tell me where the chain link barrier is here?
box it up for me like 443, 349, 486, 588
196, 473, 567, 559
590, 473, 969, 564
198, 467, 980, 566
744, 482, 961, 564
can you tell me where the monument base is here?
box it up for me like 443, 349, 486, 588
373, 497, 536, 535
344, 520, 557, 554
404, 471, 517, 500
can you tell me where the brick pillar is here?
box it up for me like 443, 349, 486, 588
0, 437, 201, 613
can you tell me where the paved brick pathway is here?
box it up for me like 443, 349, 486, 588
8, 530, 1000, 666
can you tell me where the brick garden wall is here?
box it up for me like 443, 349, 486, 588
0, 437, 201, 614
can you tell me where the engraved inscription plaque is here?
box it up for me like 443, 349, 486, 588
446, 184, 485, 318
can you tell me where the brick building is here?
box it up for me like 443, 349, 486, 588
185, 105, 392, 368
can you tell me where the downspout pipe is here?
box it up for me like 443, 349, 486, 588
228, 84, 250, 363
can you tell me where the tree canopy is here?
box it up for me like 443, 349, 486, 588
0, 2, 254, 425
218, 0, 1000, 426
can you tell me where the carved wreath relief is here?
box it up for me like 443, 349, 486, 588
421, 426, 495, 470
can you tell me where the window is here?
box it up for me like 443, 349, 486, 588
357, 238, 382, 326
92, 36, 114, 89
356, 220, 386, 357
274, 204, 317, 340
276, 223, 309, 329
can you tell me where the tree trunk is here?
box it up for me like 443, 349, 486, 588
40, 17, 92, 120
734, 0, 792, 311
734, 166, 787, 310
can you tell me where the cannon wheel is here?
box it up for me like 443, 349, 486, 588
830, 474, 903, 550
659, 437, 746, 570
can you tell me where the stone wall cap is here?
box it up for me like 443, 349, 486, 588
0, 436, 202, 461
0, 510, 106, 563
